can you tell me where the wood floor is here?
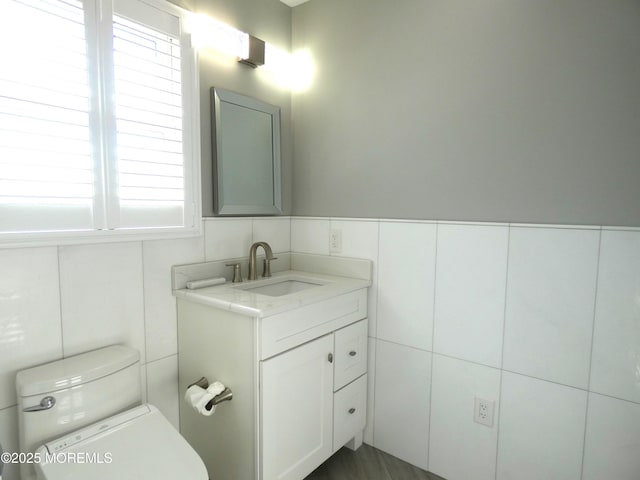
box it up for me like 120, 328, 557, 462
305, 444, 446, 480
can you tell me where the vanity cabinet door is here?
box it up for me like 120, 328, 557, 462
260, 334, 334, 480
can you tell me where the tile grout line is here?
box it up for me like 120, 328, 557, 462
201, 217, 207, 261
423, 350, 626, 402
498, 368, 588, 394
494, 225, 512, 480
140, 241, 149, 401
56, 245, 66, 358
431, 351, 501, 373
586, 390, 640, 407
426, 223, 439, 472
140, 242, 148, 362
579, 228, 603, 480
369, 219, 382, 446
373, 219, 381, 339
371, 219, 382, 450
289, 216, 293, 255
373, 337, 434, 355
372, 333, 380, 448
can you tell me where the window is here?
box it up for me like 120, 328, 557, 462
0, 0, 199, 243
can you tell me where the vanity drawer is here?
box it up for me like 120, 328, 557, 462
260, 289, 367, 360
334, 319, 368, 390
333, 374, 367, 452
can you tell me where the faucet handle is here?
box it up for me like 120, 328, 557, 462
225, 263, 243, 283
262, 257, 278, 278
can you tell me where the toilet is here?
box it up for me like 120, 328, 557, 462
16, 345, 208, 480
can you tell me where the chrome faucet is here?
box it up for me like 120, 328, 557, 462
248, 241, 276, 280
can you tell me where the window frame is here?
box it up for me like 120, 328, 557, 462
0, 0, 201, 248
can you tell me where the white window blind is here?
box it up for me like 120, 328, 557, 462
0, 0, 198, 240
0, 0, 94, 233
112, 0, 187, 228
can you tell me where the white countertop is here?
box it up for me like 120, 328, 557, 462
173, 270, 371, 318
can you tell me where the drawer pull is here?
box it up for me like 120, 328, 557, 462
328, 353, 333, 363
349, 350, 357, 357
348, 407, 356, 414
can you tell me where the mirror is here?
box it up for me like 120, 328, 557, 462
211, 87, 282, 215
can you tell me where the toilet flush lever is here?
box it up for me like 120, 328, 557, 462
23, 396, 56, 412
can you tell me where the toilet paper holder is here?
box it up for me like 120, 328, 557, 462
187, 377, 233, 410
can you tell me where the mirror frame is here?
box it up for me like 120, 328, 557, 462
211, 87, 282, 216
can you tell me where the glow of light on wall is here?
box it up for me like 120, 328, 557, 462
257, 45, 312, 92
188, 14, 249, 59
289, 49, 315, 92
188, 13, 314, 91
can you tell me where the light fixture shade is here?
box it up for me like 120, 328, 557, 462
238, 35, 265, 68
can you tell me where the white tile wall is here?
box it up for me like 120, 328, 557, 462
290, 217, 330, 254
1, 217, 639, 480
363, 337, 376, 445
252, 217, 291, 253
433, 224, 508, 368
146, 354, 180, 430
0, 247, 62, 410
59, 242, 146, 361
377, 222, 437, 350
290, 217, 640, 480
496, 372, 587, 480
373, 339, 431, 471
0, 217, 290, 480
503, 227, 600, 388
590, 230, 640, 403
0, 406, 19, 480
204, 218, 253, 261
582, 393, 640, 480
329, 219, 379, 336
143, 236, 205, 362
429, 354, 501, 480
328, 219, 379, 260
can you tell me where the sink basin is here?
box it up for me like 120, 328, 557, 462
241, 279, 323, 297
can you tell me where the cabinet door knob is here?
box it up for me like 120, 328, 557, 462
349, 350, 357, 357
328, 353, 333, 363
348, 407, 356, 414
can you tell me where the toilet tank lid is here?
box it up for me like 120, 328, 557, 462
16, 345, 139, 397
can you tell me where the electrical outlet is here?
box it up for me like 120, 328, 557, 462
329, 229, 342, 253
474, 397, 495, 427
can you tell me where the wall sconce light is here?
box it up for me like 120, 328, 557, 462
189, 13, 314, 90
189, 14, 247, 59
238, 35, 265, 68
189, 13, 264, 68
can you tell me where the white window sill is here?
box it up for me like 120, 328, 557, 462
0, 224, 203, 249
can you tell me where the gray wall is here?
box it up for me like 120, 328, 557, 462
292, 0, 640, 226
193, 0, 293, 216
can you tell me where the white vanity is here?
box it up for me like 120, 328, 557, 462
173, 253, 371, 480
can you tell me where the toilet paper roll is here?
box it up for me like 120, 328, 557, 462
184, 381, 227, 416
207, 381, 225, 398
185, 385, 216, 416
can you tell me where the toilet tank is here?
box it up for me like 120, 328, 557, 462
16, 345, 142, 459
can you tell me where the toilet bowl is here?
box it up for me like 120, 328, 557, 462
16, 345, 208, 480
